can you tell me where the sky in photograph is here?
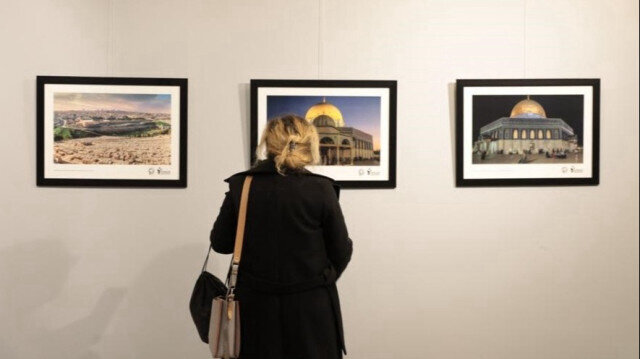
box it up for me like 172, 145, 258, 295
472, 95, 584, 145
267, 95, 381, 150
54, 93, 171, 113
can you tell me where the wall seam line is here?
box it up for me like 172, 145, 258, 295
107, 0, 114, 76
523, 0, 527, 78
318, 0, 323, 79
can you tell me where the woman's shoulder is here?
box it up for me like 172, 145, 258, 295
301, 172, 341, 199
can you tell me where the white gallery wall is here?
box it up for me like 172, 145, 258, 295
0, 0, 638, 358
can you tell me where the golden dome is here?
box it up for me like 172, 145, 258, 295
305, 98, 345, 127
510, 97, 547, 118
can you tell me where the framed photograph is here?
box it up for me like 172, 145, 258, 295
456, 79, 600, 187
37, 76, 187, 187
250, 79, 397, 189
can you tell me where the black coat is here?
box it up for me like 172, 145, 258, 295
210, 158, 353, 359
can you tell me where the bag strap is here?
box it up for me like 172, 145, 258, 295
200, 245, 212, 273
201, 175, 253, 275
226, 175, 253, 300
232, 175, 253, 265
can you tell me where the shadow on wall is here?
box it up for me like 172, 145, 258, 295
238, 82, 250, 165
448, 82, 457, 186
0, 240, 125, 359
102, 243, 211, 359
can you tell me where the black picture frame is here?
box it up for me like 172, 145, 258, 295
37, 76, 188, 188
455, 78, 600, 187
250, 79, 397, 189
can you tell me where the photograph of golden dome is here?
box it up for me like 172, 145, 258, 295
456, 79, 600, 187
251, 80, 397, 189
267, 96, 380, 166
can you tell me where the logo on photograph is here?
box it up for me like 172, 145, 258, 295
367, 168, 380, 176
157, 167, 171, 175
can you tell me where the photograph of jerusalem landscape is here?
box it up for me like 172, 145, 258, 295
53, 93, 172, 165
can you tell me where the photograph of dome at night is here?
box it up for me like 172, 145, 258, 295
456, 79, 600, 187
267, 95, 380, 166
251, 80, 397, 189
471, 95, 584, 164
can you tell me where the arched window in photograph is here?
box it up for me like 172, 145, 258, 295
521, 129, 527, 139
320, 137, 335, 145
530, 130, 536, 139
538, 129, 544, 139
546, 129, 552, 139
513, 129, 519, 139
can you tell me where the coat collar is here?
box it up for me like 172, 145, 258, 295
225, 158, 341, 198
246, 157, 284, 174
226, 158, 336, 181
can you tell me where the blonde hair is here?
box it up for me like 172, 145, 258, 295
255, 114, 320, 174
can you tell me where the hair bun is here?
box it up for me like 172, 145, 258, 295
255, 114, 320, 174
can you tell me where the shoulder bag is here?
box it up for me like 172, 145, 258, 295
189, 245, 229, 343
209, 175, 253, 358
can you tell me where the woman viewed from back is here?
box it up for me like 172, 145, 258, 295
210, 115, 353, 359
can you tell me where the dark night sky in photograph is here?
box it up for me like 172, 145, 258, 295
472, 95, 584, 145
